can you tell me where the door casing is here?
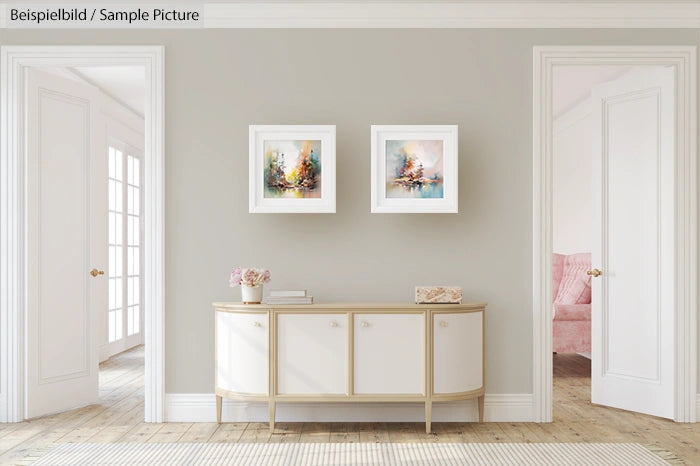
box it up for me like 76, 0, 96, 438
0, 46, 165, 423
532, 46, 697, 423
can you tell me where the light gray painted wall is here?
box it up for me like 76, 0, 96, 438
1, 29, 698, 395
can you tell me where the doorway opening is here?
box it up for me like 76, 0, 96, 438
551, 64, 660, 419
0, 46, 164, 423
29, 64, 145, 419
532, 46, 697, 423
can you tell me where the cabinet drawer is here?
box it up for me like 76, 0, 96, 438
277, 314, 347, 394
354, 313, 424, 394
433, 312, 483, 394
216, 312, 268, 395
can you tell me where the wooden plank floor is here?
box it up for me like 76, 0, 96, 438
0, 348, 698, 464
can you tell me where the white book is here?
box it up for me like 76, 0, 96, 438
263, 296, 314, 304
264, 296, 313, 301
268, 290, 307, 297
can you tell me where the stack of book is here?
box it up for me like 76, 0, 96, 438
263, 290, 314, 305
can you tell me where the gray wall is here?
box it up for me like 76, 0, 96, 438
1, 29, 698, 395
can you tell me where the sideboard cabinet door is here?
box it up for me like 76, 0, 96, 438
433, 311, 483, 394
277, 314, 347, 394
354, 313, 424, 394
216, 312, 268, 394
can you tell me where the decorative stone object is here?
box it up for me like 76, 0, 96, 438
415, 286, 463, 304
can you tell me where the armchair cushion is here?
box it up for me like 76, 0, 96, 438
552, 253, 566, 299
553, 303, 591, 321
554, 253, 592, 305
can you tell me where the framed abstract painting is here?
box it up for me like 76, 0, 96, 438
371, 125, 458, 213
249, 125, 336, 213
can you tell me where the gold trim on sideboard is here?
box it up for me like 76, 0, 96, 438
214, 302, 487, 311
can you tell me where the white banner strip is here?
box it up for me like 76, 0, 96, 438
1, 2, 700, 29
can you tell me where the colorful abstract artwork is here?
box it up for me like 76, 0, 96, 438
264, 140, 322, 198
371, 125, 458, 213
249, 125, 336, 213
385, 140, 444, 199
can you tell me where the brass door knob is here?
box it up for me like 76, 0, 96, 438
90, 268, 105, 277
587, 268, 602, 277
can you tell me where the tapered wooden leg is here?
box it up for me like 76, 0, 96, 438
477, 395, 484, 422
425, 400, 432, 434
269, 400, 276, 432
216, 395, 222, 423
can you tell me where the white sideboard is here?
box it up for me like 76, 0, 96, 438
213, 302, 486, 433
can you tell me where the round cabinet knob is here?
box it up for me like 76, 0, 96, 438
361, 321, 369, 328
440, 321, 448, 328
329, 321, 338, 328
253, 321, 261, 327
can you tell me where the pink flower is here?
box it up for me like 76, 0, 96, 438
243, 269, 259, 286
229, 267, 243, 287
229, 267, 271, 287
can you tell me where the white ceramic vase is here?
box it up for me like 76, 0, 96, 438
241, 285, 263, 304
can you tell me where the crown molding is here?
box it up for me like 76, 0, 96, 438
202, 2, 700, 29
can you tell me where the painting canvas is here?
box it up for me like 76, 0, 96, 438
371, 125, 458, 213
249, 125, 336, 213
385, 140, 444, 199
264, 140, 322, 199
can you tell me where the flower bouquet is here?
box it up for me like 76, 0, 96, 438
230, 267, 271, 304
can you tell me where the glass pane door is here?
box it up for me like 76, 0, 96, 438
108, 147, 124, 343
126, 154, 141, 336
108, 142, 143, 351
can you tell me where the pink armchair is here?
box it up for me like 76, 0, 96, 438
552, 253, 591, 353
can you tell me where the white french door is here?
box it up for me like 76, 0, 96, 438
106, 140, 144, 357
590, 66, 675, 419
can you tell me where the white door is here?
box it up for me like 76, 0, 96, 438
590, 66, 675, 419
354, 313, 424, 394
277, 314, 346, 394
26, 69, 105, 418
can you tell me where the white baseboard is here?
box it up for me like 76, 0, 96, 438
165, 393, 534, 423
696, 394, 700, 422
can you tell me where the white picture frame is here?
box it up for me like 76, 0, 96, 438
249, 125, 336, 213
371, 125, 458, 213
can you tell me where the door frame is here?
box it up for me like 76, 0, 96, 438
532, 46, 697, 422
0, 46, 165, 423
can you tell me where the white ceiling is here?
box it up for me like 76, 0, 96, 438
552, 65, 632, 118
72, 66, 145, 117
